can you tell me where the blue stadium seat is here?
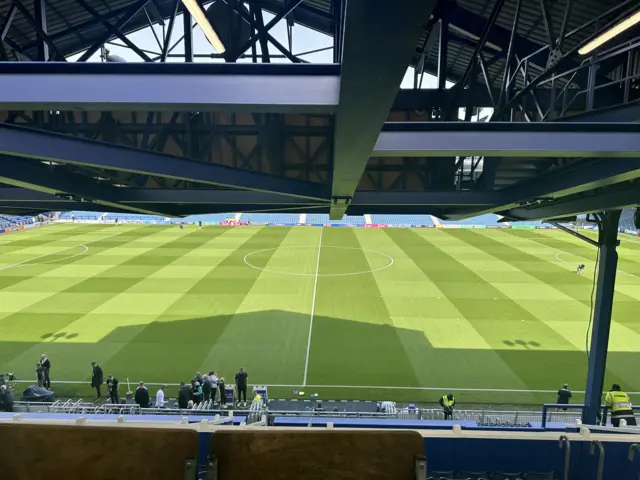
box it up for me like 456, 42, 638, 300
239, 213, 300, 224
369, 215, 434, 225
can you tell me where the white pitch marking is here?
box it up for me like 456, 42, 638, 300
243, 245, 394, 277
521, 237, 640, 280
0, 232, 120, 272
14, 379, 632, 395
303, 227, 323, 386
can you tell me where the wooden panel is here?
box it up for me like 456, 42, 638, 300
0, 423, 198, 480
211, 429, 424, 480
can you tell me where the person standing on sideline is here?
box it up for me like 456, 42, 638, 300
557, 384, 572, 410
202, 375, 212, 402
178, 382, 191, 409
0, 385, 13, 412
439, 393, 456, 420
39, 353, 50, 389
235, 367, 248, 406
107, 375, 119, 405
605, 384, 636, 427
218, 377, 226, 407
155, 385, 166, 408
90, 362, 104, 399
209, 371, 218, 404
36, 363, 43, 387
198, 220, 203, 230
134, 382, 150, 408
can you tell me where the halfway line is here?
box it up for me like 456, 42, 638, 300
303, 227, 323, 386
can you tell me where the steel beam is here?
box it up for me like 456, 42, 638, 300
0, 155, 171, 216
0, 63, 340, 113
330, 0, 436, 219
373, 123, 640, 158
0, 123, 330, 201
583, 211, 621, 425
559, 100, 640, 123
500, 185, 640, 220
351, 191, 503, 206
450, 158, 640, 220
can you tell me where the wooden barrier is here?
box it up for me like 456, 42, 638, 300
0, 423, 198, 480
210, 429, 425, 479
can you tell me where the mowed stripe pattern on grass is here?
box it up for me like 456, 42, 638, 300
0, 224, 638, 403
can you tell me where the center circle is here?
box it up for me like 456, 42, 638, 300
243, 245, 394, 277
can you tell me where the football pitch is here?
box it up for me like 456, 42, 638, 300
1, 223, 639, 405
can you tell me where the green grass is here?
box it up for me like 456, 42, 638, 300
1, 223, 639, 405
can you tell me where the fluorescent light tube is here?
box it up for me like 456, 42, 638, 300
181, 0, 226, 53
579, 9, 640, 55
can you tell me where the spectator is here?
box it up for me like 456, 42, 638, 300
218, 377, 226, 407
90, 362, 104, 399
134, 382, 150, 408
36, 363, 43, 387
178, 382, 191, 409
39, 353, 50, 389
0, 385, 13, 412
191, 380, 203, 405
209, 371, 218, 404
235, 367, 248, 406
187, 400, 194, 409
202, 375, 212, 402
195, 372, 203, 384
557, 384, 572, 410
155, 385, 166, 408
107, 375, 119, 405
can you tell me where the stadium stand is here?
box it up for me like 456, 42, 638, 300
370, 215, 435, 225
181, 213, 234, 223
439, 214, 501, 225
620, 208, 637, 230
306, 214, 366, 224
238, 213, 300, 224
60, 211, 104, 221
103, 212, 166, 223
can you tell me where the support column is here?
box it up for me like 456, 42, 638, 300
33, 0, 49, 61
582, 210, 621, 425
183, 8, 193, 62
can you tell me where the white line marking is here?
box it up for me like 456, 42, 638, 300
303, 228, 323, 386
527, 237, 640, 280
244, 245, 394, 277
14, 379, 635, 395
0, 233, 120, 273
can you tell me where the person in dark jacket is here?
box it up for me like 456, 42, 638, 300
36, 364, 43, 387
107, 375, 119, 405
0, 385, 13, 412
202, 375, 212, 402
557, 384, 572, 411
134, 382, 150, 408
178, 382, 191, 409
235, 367, 248, 405
39, 353, 50, 389
218, 377, 226, 407
90, 362, 104, 399
191, 380, 203, 405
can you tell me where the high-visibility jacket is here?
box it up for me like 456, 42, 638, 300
441, 395, 455, 408
605, 390, 632, 413
250, 394, 263, 411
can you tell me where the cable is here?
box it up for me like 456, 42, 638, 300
585, 246, 600, 358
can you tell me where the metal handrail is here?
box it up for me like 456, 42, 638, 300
558, 435, 570, 480
628, 443, 640, 461
590, 440, 605, 480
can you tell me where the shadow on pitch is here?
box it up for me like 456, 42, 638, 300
0, 309, 634, 398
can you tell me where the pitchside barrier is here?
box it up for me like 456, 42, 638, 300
15, 400, 630, 429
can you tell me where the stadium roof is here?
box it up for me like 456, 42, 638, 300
0, 0, 638, 220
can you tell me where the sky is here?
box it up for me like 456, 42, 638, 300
67, 7, 449, 90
